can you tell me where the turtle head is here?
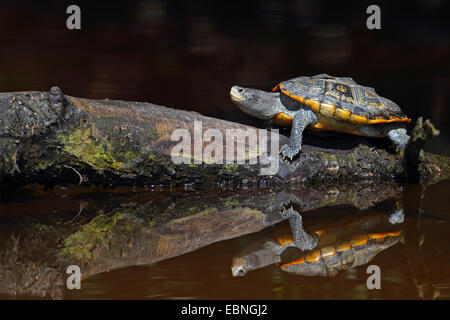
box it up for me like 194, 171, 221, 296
231, 257, 248, 277
230, 85, 281, 120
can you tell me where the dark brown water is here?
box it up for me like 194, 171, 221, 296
64, 217, 448, 300
0, 181, 448, 300
60, 182, 450, 300
0, 0, 449, 299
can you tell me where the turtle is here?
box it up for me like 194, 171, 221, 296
230, 74, 412, 160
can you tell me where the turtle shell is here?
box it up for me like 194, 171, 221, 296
272, 74, 411, 126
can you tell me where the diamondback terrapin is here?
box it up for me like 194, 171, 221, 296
230, 74, 411, 160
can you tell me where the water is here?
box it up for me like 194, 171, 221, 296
0, 0, 449, 299
0, 182, 448, 299
57, 181, 450, 300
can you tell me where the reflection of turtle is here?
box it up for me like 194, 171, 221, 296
230, 74, 411, 160
231, 207, 404, 277
278, 210, 402, 276
278, 231, 401, 276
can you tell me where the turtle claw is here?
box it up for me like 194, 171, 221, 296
281, 206, 301, 219
280, 144, 300, 161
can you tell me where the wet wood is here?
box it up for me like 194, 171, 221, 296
0, 88, 448, 187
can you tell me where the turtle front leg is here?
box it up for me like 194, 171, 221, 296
281, 207, 318, 251
280, 108, 318, 160
388, 206, 404, 225
385, 126, 410, 156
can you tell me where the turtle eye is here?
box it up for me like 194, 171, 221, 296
238, 88, 244, 93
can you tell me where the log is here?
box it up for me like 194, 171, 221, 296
0, 87, 448, 187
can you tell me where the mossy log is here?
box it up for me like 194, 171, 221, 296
0, 87, 448, 187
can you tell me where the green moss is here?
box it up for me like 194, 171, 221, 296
59, 127, 123, 171
60, 212, 138, 261
224, 199, 239, 207
57, 134, 67, 143
34, 159, 54, 171
224, 164, 238, 173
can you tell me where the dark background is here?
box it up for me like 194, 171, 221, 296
0, 0, 449, 144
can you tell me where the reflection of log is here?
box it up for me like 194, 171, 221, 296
0, 181, 401, 298
0, 88, 448, 187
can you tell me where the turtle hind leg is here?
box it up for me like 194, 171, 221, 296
280, 108, 318, 160
385, 126, 410, 154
